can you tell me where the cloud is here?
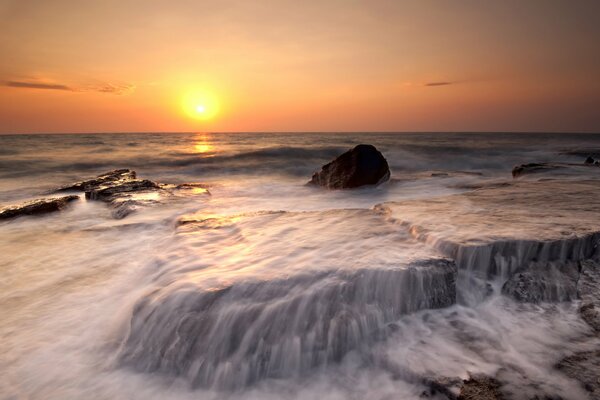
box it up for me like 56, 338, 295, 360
91, 82, 135, 95
424, 81, 454, 87
3, 79, 135, 95
6, 81, 74, 91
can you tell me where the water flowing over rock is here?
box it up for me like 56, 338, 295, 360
578, 260, 600, 332
501, 261, 579, 303
0, 195, 79, 220
557, 351, 600, 399
117, 209, 456, 389
120, 262, 455, 389
309, 144, 390, 189
378, 179, 600, 304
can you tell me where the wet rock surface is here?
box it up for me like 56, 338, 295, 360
309, 144, 390, 189
512, 162, 599, 178
501, 261, 579, 303
84, 179, 161, 202
54, 169, 136, 192
120, 260, 457, 389
0, 195, 79, 220
557, 350, 600, 400
578, 260, 600, 332
119, 208, 457, 390
512, 163, 567, 178
54, 169, 208, 219
458, 374, 504, 400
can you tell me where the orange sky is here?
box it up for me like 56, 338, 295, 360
1, 0, 599, 133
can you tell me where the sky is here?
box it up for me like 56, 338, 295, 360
0, 0, 599, 134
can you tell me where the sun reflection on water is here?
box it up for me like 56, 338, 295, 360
193, 133, 215, 156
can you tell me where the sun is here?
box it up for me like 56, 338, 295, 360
182, 91, 220, 121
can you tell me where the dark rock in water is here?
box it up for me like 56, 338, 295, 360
501, 261, 579, 303
578, 260, 600, 332
85, 179, 161, 202
511, 163, 566, 178
458, 374, 504, 400
0, 195, 79, 220
174, 182, 210, 190
512, 161, 599, 178
55, 169, 209, 219
557, 350, 600, 399
56, 169, 163, 219
309, 144, 390, 189
54, 169, 136, 192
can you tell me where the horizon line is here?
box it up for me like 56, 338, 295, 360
2, 130, 600, 136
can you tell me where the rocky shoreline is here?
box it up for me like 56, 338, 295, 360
2, 147, 600, 398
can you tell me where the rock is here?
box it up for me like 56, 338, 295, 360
54, 170, 209, 219
54, 169, 136, 192
56, 169, 163, 219
309, 144, 390, 189
557, 350, 600, 399
511, 163, 566, 178
458, 374, 504, 400
512, 161, 600, 178
120, 259, 457, 389
85, 179, 161, 202
0, 195, 79, 220
578, 260, 600, 332
501, 261, 579, 303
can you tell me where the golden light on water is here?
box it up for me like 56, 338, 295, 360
193, 133, 214, 155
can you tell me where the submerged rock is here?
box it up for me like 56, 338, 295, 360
119, 259, 456, 389
557, 350, 600, 399
512, 161, 599, 178
511, 163, 566, 178
309, 144, 390, 189
380, 179, 600, 305
0, 195, 79, 220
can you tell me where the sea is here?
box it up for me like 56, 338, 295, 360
1, 132, 599, 399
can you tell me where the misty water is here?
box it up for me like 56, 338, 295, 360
1, 132, 600, 399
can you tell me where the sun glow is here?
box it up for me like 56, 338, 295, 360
182, 91, 220, 121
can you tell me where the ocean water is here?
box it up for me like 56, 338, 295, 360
1, 132, 599, 399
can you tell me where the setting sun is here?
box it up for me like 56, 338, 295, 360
181, 90, 220, 121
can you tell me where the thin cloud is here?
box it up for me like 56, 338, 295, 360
3, 79, 134, 95
91, 83, 135, 95
6, 81, 74, 91
424, 81, 454, 87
